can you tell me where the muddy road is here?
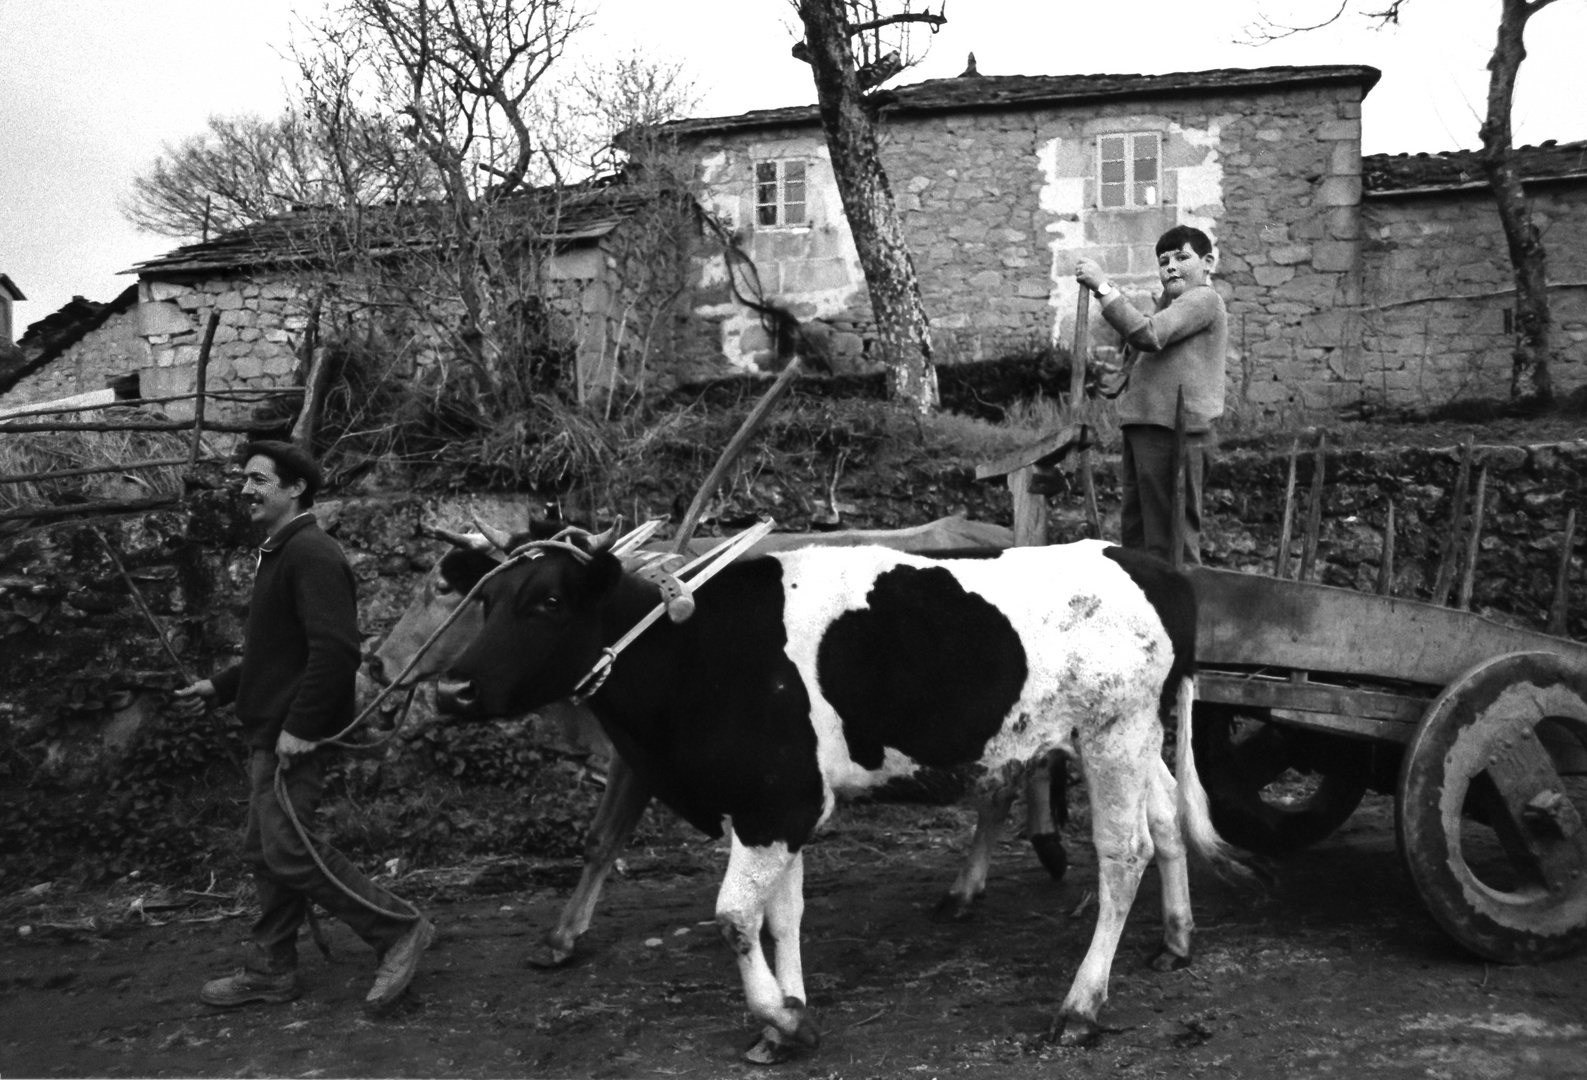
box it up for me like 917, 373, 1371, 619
3, 795, 1585, 1079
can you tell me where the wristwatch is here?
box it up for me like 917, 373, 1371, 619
1093, 281, 1116, 301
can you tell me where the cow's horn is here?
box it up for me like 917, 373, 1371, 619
424, 525, 493, 553
471, 513, 515, 553
587, 520, 622, 555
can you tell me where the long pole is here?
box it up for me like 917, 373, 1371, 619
190, 311, 220, 467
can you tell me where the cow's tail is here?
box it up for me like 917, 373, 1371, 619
1174, 675, 1261, 885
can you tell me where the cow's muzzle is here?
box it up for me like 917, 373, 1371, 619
435, 679, 477, 715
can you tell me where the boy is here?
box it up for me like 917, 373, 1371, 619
1075, 225, 1227, 565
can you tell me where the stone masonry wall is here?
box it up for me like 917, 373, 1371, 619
5, 305, 144, 405
1357, 183, 1587, 407
680, 78, 1371, 414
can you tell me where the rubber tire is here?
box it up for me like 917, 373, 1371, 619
1192, 702, 1372, 857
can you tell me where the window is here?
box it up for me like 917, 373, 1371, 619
1097, 133, 1161, 209
755, 160, 808, 227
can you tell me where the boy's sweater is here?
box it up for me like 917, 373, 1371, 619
1100, 284, 1228, 433
211, 513, 361, 749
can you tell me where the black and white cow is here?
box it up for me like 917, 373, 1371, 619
436, 531, 1242, 1060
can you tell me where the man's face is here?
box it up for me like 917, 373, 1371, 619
241, 454, 304, 535
1158, 242, 1215, 298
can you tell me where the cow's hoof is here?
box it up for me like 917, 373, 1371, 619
525, 940, 578, 969
931, 891, 978, 922
743, 1019, 819, 1065
1149, 946, 1192, 972
1050, 1014, 1101, 1048
1029, 832, 1068, 881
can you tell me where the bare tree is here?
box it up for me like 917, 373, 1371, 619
792, 0, 946, 414
1247, 0, 1568, 404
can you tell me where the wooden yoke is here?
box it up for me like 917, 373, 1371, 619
974, 424, 1093, 547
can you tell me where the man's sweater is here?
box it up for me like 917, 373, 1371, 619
1100, 284, 1228, 433
212, 514, 361, 749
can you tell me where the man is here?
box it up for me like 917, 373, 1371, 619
1076, 224, 1228, 565
177, 440, 432, 1013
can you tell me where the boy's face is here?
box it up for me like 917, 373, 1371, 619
1158, 242, 1215, 298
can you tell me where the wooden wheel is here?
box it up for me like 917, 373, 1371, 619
1397, 651, 1587, 963
1192, 703, 1372, 856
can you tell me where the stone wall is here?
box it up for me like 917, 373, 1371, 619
1356, 183, 1587, 407
676, 78, 1371, 412
6, 305, 144, 405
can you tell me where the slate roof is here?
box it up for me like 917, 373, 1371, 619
660, 64, 1382, 138
1364, 140, 1587, 196
128, 185, 660, 279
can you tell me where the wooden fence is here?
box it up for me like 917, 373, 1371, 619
0, 312, 301, 527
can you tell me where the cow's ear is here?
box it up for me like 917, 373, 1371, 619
585, 550, 625, 600
439, 549, 500, 593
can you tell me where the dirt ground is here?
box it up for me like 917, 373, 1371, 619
4, 793, 1586, 1080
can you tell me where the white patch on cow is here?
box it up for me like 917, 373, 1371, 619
771, 542, 1171, 818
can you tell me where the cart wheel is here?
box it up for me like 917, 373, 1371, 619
1193, 703, 1372, 857
1397, 651, 1587, 963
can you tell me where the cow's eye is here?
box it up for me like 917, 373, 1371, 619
542, 595, 562, 612
435, 580, 454, 596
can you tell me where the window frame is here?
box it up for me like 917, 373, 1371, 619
753, 158, 810, 230
1096, 132, 1163, 210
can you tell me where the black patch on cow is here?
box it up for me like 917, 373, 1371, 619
816, 564, 1027, 770
589, 556, 827, 851
1101, 547, 1198, 713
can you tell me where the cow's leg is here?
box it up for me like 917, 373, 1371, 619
1145, 757, 1194, 971
530, 752, 650, 968
717, 834, 818, 1065
1053, 747, 1155, 1047
934, 779, 1016, 921
1027, 749, 1070, 882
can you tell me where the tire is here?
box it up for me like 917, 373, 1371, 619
1192, 702, 1372, 857
1397, 651, 1587, 963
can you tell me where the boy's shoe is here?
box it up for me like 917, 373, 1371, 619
365, 918, 434, 1014
200, 968, 301, 1007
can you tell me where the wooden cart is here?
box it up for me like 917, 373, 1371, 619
1190, 566, 1587, 964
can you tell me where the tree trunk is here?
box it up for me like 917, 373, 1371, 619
1480, 0, 1558, 404
796, 0, 938, 413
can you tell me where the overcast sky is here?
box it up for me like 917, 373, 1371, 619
2, 0, 1582, 328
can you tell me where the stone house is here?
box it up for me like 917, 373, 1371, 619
0, 187, 699, 420
0, 274, 24, 351
662, 64, 1586, 412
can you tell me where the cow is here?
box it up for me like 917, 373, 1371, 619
435, 528, 1248, 1061
368, 517, 1071, 968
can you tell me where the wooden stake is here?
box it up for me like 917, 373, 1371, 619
1456, 465, 1489, 611
1008, 466, 1048, 548
92, 528, 195, 684
1376, 500, 1396, 596
190, 311, 220, 467
1170, 388, 1186, 571
1072, 287, 1099, 540
289, 297, 327, 447
1299, 434, 1326, 582
0, 456, 205, 487
672, 357, 804, 555
1080, 456, 1102, 541
1275, 440, 1298, 579
1431, 437, 1474, 606
1550, 508, 1576, 636
0, 496, 184, 525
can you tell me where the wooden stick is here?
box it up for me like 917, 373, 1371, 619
0, 496, 183, 525
92, 527, 194, 684
189, 311, 220, 466
1071, 288, 1097, 540
1456, 466, 1489, 611
1170, 389, 1186, 571
1299, 433, 1326, 582
0, 388, 303, 421
0, 455, 218, 487
1080, 455, 1102, 541
289, 297, 327, 446
671, 357, 803, 555
1431, 437, 1474, 606
1376, 500, 1396, 596
0, 417, 285, 435
1549, 508, 1576, 636
1275, 440, 1298, 579
1008, 466, 1047, 548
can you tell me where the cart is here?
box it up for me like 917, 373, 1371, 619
1190, 566, 1587, 964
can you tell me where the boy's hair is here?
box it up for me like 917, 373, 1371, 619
1155, 225, 1214, 258
237, 440, 322, 508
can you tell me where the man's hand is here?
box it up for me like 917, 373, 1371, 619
275, 730, 317, 765
175, 679, 217, 701
1074, 257, 1108, 292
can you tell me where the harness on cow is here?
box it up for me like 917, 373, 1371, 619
270, 516, 772, 926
